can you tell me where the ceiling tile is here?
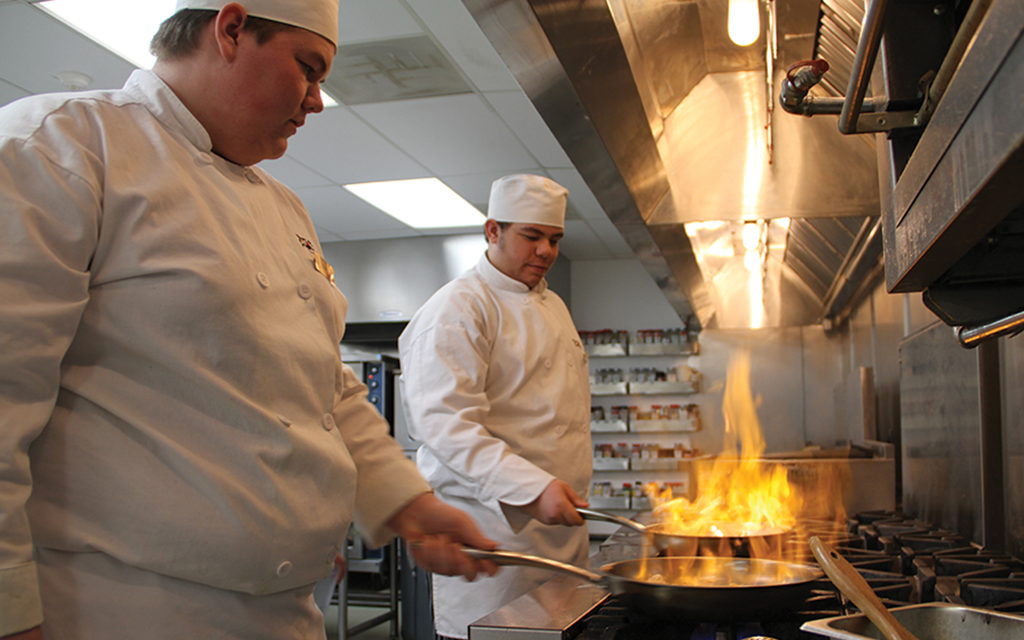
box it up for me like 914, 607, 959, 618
336, 0, 422, 44
294, 185, 415, 238
547, 168, 609, 220
0, 3, 135, 102
439, 168, 542, 211
585, 217, 635, 257
352, 93, 538, 175
335, 228, 426, 241
262, 156, 334, 189
314, 226, 346, 243
284, 107, 430, 184
0, 77, 29, 107
484, 90, 573, 168
561, 220, 614, 261
404, 0, 520, 92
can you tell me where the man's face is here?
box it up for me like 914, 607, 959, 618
218, 23, 335, 165
485, 220, 563, 289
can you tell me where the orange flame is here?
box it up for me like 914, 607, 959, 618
645, 350, 804, 558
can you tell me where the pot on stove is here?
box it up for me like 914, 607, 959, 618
579, 508, 793, 559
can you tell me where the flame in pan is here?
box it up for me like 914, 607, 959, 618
642, 349, 845, 560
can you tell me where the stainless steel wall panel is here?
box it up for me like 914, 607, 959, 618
1000, 333, 1024, 558
696, 328, 818, 455
899, 321, 983, 545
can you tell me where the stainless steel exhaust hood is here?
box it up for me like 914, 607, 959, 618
462, 0, 885, 330
462, 0, 1023, 334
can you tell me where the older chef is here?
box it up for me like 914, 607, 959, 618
398, 174, 593, 640
0, 1, 496, 639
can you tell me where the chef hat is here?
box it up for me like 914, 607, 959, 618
174, 0, 339, 46
487, 174, 568, 229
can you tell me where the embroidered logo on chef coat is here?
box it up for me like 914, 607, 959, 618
296, 234, 335, 284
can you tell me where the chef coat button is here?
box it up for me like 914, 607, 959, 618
322, 414, 335, 431
521, 297, 530, 305
277, 414, 292, 427
544, 359, 552, 368
196, 152, 214, 166
298, 283, 313, 299
245, 169, 262, 184
257, 272, 270, 289
276, 561, 293, 577
555, 424, 567, 435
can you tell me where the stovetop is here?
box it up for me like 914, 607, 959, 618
574, 510, 1024, 640
470, 510, 1024, 640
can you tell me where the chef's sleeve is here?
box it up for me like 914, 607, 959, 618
0, 132, 100, 635
332, 363, 432, 548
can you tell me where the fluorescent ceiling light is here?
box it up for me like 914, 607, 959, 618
41, 0, 175, 69
38, 0, 340, 106
344, 178, 485, 229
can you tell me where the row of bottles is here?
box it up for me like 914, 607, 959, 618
593, 442, 700, 470
590, 480, 686, 510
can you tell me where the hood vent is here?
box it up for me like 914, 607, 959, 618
463, 0, 883, 329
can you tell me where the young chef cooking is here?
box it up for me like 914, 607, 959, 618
398, 174, 593, 640
0, 1, 498, 638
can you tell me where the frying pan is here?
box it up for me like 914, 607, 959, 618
579, 507, 793, 558
464, 548, 823, 621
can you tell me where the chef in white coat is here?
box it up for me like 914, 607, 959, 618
0, 2, 496, 639
398, 174, 593, 640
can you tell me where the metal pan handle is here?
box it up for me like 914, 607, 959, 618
462, 548, 604, 584
577, 508, 648, 534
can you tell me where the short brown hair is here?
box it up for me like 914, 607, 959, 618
484, 220, 511, 241
150, 9, 291, 61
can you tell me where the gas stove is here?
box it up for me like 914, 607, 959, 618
469, 510, 1024, 640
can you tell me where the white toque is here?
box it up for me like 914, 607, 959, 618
486, 174, 568, 229
174, 0, 339, 46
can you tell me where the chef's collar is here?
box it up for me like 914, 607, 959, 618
123, 69, 214, 156
478, 252, 549, 295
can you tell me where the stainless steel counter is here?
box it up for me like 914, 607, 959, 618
468, 532, 648, 640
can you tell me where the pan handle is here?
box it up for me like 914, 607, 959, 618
577, 508, 648, 534
462, 548, 605, 584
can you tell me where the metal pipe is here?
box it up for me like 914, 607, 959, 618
956, 307, 1024, 347
976, 339, 1005, 552
838, 0, 891, 134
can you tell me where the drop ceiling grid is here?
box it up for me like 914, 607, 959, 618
297, 184, 416, 239
402, 0, 522, 93
335, 0, 423, 44
484, 89, 574, 168
0, 2, 135, 100
350, 92, 540, 176
283, 106, 433, 185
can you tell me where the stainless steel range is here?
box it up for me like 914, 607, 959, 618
469, 512, 1024, 640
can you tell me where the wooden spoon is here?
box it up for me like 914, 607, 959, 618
809, 536, 920, 640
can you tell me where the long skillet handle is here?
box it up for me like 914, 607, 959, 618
461, 548, 605, 584
576, 508, 649, 534
809, 536, 920, 640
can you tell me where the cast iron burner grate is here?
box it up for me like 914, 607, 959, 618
575, 510, 1024, 640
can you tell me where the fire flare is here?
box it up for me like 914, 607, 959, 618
646, 349, 805, 557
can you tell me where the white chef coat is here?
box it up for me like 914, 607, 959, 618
0, 69, 430, 638
398, 253, 592, 639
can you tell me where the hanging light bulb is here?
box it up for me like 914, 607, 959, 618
728, 0, 761, 46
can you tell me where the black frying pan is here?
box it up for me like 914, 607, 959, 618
465, 548, 823, 621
